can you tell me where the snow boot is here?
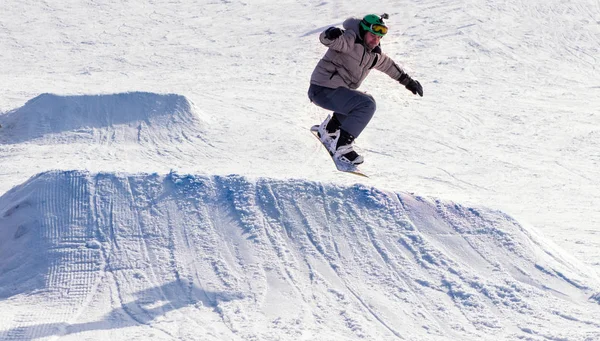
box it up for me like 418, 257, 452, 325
317, 114, 341, 149
332, 129, 364, 165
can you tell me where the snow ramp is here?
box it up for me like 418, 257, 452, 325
0, 171, 599, 341
0, 92, 204, 145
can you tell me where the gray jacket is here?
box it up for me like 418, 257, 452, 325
310, 17, 410, 90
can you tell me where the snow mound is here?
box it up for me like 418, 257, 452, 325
0, 171, 599, 341
0, 92, 204, 145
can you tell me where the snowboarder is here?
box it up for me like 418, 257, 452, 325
308, 13, 423, 165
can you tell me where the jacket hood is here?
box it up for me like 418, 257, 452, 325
342, 17, 362, 35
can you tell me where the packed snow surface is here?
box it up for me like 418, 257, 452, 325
1, 0, 599, 340
1, 171, 599, 340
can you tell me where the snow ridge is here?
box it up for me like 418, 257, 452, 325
1, 170, 598, 341
0, 92, 204, 145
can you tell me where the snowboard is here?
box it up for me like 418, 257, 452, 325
310, 126, 368, 177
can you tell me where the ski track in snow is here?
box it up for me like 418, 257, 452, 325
1, 0, 600, 340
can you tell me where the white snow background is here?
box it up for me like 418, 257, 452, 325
1, 0, 599, 340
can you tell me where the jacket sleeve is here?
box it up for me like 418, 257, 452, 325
374, 53, 412, 85
319, 29, 356, 53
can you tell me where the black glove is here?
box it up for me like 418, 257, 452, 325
406, 79, 423, 97
325, 27, 343, 40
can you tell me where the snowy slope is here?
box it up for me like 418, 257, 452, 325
1, 0, 600, 340
1, 0, 599, 272
0, 92, 220, 191
1, 171, 599, 341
